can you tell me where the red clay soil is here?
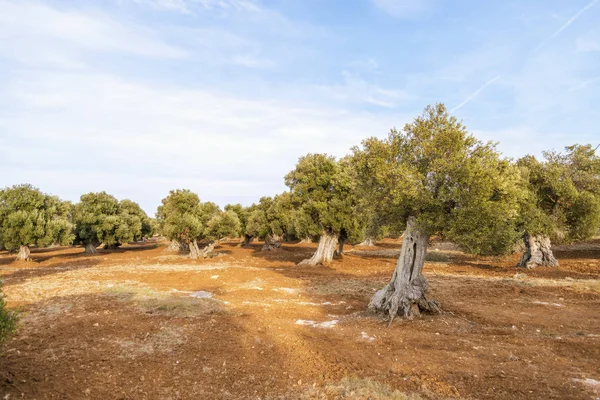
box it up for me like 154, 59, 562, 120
0, 238, 599, 399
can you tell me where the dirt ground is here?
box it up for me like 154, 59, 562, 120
0, 237, 599, 400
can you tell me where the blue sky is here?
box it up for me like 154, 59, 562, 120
0, 0, 598, 214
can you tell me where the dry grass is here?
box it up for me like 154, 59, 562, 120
425, 251, 451, 263
299, 377, 424, 400
114, 326, 187, 359
105, 286, 227, 317
430, 272, 600, 294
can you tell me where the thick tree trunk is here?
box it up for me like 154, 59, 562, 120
188, 240, 201, 259
166, 240, 188, 252
299, 232, 338, 266
335, 237, 345, 257
368, 217, 440, 321
240, 234, 252, 247
517, 233, 558, 269
84, 242, 97, 254
202, 242, 217, 258
262, 234, 282, 251
357, 237, 376, 247
16, 245, 31, 261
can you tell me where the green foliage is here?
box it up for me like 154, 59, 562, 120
285, 154, 363, 241
119, 200, 154, 240
224, 204, 250, 234
205, 210, 242, 240
517, 144, 600, 242
73, 192, 150, 247
352, 104, 524, 256
243, 194, 296, 240
0, 184, 74, 251
158, 190, 220, 244
0, 281, 17, 346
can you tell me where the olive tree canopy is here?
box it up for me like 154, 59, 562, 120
158, 189, 221, 259
516, 144, 600, 268
353, 104, 524, 320
0, 184, 74, 261
73, 192, 150, 254
285, 154, 363, 265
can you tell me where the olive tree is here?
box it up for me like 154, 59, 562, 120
516, 144, 600, 268
285, 154, 362, 265
205, 210, 242, 241
241, 194, 296, 250
119, 200, 154, 241
73, 192, 148, 254
0, 184, 74, 261
158, 190, 220, 259
224, 203, 251, 244
353, 104, 524, 320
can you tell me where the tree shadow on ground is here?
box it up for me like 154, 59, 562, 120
0, 291, 301, 399
0, 258, 102, 287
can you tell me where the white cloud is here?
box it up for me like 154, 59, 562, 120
316, 71, 412, 108
130, 0, 260, 13
0, 0, 188, 66
1, 70, 402, 212
371, 0, 433, 18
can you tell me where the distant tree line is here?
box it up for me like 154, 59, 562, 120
1, 103, 598, 321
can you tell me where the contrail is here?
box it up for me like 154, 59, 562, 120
536, 0, 599, 51
450, 76, 500, 113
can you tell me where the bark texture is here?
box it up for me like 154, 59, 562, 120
299, 232, 338, 266
517, 234, 558, 269
188, 240, 201, 259
262, 235, 282, 251
201, 242, 217, 258
357, 238, 376, 247
335, 237, 345, 257
16, 245, 31, 261
84, 243, 97, 254
368, 217, 440, 321
166, 240, 188, 253
239, 235, 252, 247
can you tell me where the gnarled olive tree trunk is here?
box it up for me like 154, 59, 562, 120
240, 234, 252, 247
188, 240, 201, 259
166, 240, 188, 252
16, 245, 31, 261
357, 237, 376, 247
84, 242, 97, 254
299, 231, 338, 266
517, 233, 558, 269
202, 242, 217, 258
368, 217, 440, 321
262, 235, 282, 251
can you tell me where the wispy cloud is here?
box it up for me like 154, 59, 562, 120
450, 76, 500, 113
568, 75, 600, 91
370, 0, 433, 18
0, 0, 188, 65
535, 0, 599, 50
130, 0, 259, 13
